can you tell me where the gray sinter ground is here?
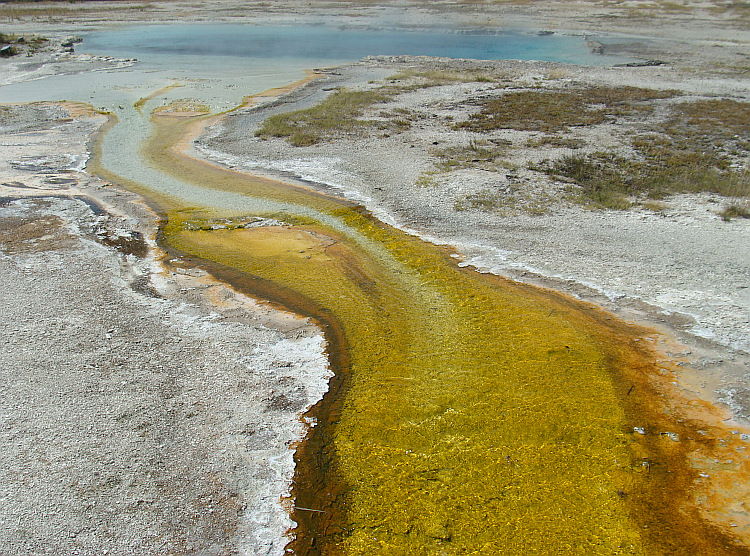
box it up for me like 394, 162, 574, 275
0, 103, 330, 556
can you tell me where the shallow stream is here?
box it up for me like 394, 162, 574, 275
1, 23, 742, 555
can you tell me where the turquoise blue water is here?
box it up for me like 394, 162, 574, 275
82, 23, 628, 67
0, 23, 631, 110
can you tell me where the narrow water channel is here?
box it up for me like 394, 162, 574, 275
4, 23, 745, 555
129, 108, 743, 555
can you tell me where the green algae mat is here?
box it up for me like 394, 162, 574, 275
91, 109, 749, 555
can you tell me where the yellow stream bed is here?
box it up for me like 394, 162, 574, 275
93, 109, 748, 555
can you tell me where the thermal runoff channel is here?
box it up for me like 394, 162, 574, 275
69, 23, 748, 555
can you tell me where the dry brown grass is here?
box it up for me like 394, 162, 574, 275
0, 2, 153, 19
719, 201, 750, 220
538, 98, 750, 209
456, 86, 679, 133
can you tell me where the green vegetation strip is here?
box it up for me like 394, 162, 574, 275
256, 89, 392, 146
255, 69, 502, 146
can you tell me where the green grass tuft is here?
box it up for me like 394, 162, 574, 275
544, 152, 632, 209
719, 202, 750, 221
255, 89, 392, 145
386, 68, 501, 89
